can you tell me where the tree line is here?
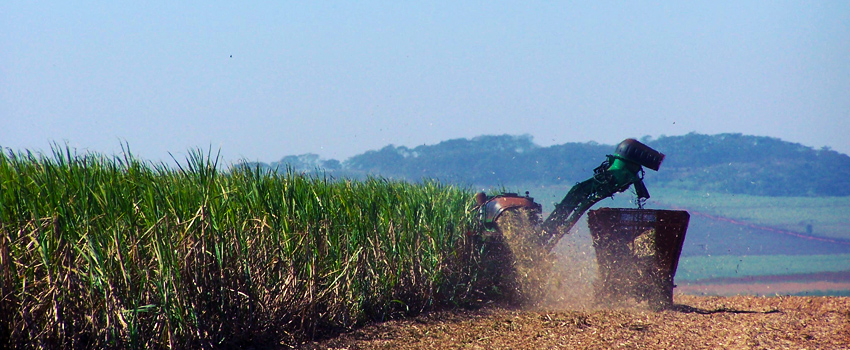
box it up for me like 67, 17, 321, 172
240, 133, 850, 197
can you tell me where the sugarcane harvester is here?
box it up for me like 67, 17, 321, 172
475, 138, 665, 252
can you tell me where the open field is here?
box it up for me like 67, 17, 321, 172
510, 185, 850, 241
678, 254, 850, 281
650, 188, 850, 241
516, 185, 850, 242
678, 278, 850, 297
677, 255, 850, 297
307, 295, 850, 349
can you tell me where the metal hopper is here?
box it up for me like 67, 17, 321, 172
587, 208, 690, 309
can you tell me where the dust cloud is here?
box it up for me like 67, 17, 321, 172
495, 212, 599, 309
538, 218, 599, 310
495, 210, 680, 311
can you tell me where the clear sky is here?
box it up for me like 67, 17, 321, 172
2, 1, 848, 163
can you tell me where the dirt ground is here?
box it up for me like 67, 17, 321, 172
303, 295, 850, 349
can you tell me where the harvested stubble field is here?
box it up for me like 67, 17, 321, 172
306, 295, 850, 349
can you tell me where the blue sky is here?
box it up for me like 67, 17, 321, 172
2, 1, 848, 163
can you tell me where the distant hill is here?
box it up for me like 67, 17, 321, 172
241, 133, 850, 197
643, 134, 850, 196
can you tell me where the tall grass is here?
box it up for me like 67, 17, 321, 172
0, 146, 486, 349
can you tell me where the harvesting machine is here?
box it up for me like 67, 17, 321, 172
474, 138, 690, 307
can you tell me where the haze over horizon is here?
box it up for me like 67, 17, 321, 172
3, 1, 848, 163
